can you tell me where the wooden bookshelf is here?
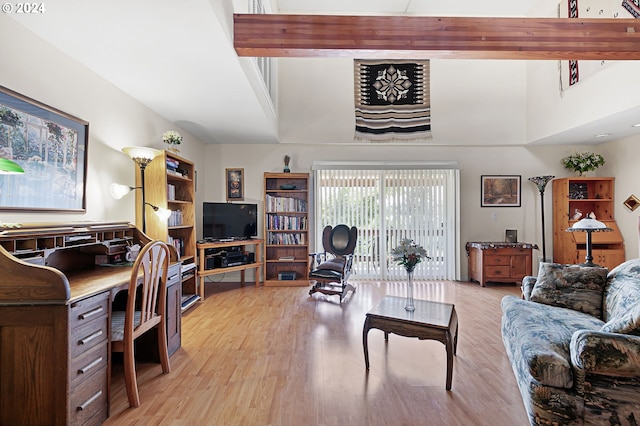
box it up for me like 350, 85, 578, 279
136, 150, 199, 311
263, 172, 310, 286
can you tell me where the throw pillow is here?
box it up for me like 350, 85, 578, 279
601, 302, 640, 335
530, 263, 608, 318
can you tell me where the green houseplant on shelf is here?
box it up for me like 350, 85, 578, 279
561, 152, 605, 176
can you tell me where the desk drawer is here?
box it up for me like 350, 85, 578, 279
70, 341, 108, 388
69, 364, 108, 426
168, 262, 181, 286
485, 265, 510, 278
70, 292, 109, 330
484, 255, 510, 266
70, 314, 108, 359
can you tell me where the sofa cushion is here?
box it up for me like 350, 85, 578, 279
601, 303, 640, 335
602, 259, 640, 335
501, 295, 605, 389
530, 263, 608, 318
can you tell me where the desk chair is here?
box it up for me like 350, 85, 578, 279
309, 225, 358, 302
111, 240, 171, 408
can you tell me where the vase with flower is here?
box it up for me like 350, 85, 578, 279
162, 130, 183, 154
391, 238, 429, 311
561, 152, 605, 176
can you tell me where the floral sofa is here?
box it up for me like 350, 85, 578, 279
501, 259, 640, 425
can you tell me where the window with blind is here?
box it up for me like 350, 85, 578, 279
312, 163, 460, 280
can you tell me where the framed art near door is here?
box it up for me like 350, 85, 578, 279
481, 175, 521, 207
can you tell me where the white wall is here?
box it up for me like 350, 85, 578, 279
0, 14, 206, 227
201, 142, 621, 278
601, 134, 640, 259
278, 58, 528, 146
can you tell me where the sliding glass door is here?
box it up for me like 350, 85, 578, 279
313, 163, 460, 280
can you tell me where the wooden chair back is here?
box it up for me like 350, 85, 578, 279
111, 240, 171, 407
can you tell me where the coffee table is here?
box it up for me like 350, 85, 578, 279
362, 295, 458, 390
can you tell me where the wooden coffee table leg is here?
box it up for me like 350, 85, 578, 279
445, 330, 454, 391
363, 316, 371, 369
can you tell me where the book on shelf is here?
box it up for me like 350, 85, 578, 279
279, 256, 295, 260
268, 232, 306, 245
265, 194, 307, 212
182, 262, 197, 273
167, 169, 185, 178
166, 158, 180, 170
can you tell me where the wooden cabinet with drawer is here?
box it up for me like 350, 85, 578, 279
68, 291, 109, 425
466, 242, 537, 287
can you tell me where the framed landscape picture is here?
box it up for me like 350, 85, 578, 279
481, 175, 521, 207
226, 168, 244, 201
0, 85, 88, 212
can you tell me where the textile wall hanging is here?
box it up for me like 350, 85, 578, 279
354, 60, 431, 142
559, 0, 638, 92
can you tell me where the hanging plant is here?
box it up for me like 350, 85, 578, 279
561, 152, 605, 176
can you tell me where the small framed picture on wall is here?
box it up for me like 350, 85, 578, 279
226, 168, 244, 201
481, 175, 521, 207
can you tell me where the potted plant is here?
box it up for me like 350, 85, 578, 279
561, 152, 605, 176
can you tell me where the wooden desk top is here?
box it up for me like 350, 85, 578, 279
66, 265, 133, 302
67, 261, 181, 303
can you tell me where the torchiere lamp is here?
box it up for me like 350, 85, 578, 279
566, 217, 612, 267
528, 175, 555, 262
111, 146, 169, 233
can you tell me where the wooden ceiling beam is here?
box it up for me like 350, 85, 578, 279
233, 14, 640, 60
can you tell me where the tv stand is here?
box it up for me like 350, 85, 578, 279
196, 239, 263, 299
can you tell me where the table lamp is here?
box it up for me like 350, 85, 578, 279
0, 158, 24, 174
566, 216, 612, 267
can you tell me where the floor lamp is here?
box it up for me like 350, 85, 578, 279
566, 217, 612, 267
528, 175, 555, 262
114, 147, 165, 233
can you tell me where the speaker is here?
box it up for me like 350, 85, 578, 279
247, 252, 255, 263
205, 256, 216, 270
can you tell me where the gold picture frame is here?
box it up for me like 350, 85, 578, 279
624, 194, 640, 211
481, 175, 521, 207
226, 168, 244, 201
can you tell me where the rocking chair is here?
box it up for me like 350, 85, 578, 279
309, 225, 358, 301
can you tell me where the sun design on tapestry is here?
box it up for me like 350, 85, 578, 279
372, 65, 413, 103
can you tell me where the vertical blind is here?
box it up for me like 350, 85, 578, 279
313, 163, 459, 280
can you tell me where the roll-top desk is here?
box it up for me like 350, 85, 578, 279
0, 221, 180, 426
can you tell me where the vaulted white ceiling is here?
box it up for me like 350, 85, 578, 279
8, 0, 640, 146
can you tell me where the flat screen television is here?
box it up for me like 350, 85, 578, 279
203, 202, 258, 240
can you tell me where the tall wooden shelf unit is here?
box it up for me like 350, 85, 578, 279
137, 150, 199, 311
263, 172, 310, 287
552, 177, 625, 269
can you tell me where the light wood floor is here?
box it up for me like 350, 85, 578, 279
104, 279, 528, 426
